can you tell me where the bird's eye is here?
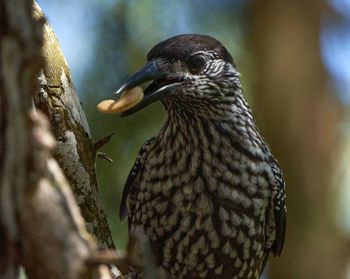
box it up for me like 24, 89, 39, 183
187, 55, 206, 74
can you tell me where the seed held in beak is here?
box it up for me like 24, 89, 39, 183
97, 86, 144, 114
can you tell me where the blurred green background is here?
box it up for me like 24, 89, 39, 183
36, 1, 350, 278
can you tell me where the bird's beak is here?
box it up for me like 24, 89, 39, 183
114, 60, 182, 117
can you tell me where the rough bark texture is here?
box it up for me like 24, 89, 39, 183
0, 1, 118, 278
32, 3, 115, 250
249, 1, 350, 278
19, 112, 97, 279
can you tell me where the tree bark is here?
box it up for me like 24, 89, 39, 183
249, 1, 350, 278
0, 0, 118, 278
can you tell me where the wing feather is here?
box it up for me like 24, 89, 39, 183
119, 138, 155, 220
270, 160, 287, 256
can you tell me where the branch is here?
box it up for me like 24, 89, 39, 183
32, 3, 115, 250
94, 133, 115, 151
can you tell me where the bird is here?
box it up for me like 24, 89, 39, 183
114, 34, 286, 279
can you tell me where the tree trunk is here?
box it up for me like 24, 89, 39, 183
32, 2, 115, 250
0, 1, 119, 278
249, 1, 350, 278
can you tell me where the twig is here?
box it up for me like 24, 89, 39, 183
94, 132, 115, 151
97, 152, 113, 163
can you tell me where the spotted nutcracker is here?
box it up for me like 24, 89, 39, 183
114, 34, 286, 279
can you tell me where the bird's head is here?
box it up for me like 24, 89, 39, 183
115, 34, 242, 118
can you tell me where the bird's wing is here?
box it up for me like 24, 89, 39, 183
119, 138, 155, 221
268, 159, 287, 256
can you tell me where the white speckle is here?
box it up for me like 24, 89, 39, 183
223, 170, 233, 181
242, 214, 251, 226
152, 181, 162, 194
202, 217, 212, 231
205, 253, 215, 268
222, 241, 231, 254
240, 193, 252, 208
252, 198, 264, 215
231, 189, 240, 199
196, 263, 205, 271
252, 240, 258, 251
187, 252, 198, 268
206, 175, 217, 190
159, 215, 167, 225
214, 264, 223, 274
141, 213, 147, 224
154, 201, 167, 215
237, 230, 246, 244
248, 223, 257, 236
194, 176, 205, 192
173, 188, 184, 204
168, 212, 178, 227
230, 248, 238, 259
157, 167, 166, 180
180, 215, 191, 231
234, 257, 242, 268
200, 244, 209, 256
243, 244, 250, 260
198, 235, 206, 251
221, 222, 232, 236
210, 235, 220, 248
162, 179, 172, 196
203, 149, 211, 161
202, 163, 212, 180
231, 211, 242, 226
196, 193, 213, 215
219, 206, 230, 221
247, 184, 257, 195
144, 191, 151, 200
199, 270, 208, 278
176, 250, 183, 263
181, 235, 190, 247
183, 184, 193, 196
173, 230, 182, 241
208, 230, 220, 248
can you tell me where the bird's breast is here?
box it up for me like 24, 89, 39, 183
129, 130, 271, 278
